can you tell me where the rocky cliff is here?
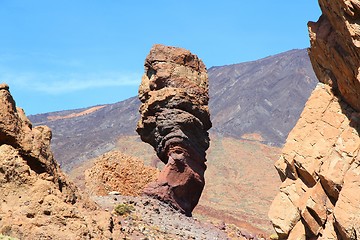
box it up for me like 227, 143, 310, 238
269, 0, 360, 239
137, 44, 211, 216
0, 84, 118, 239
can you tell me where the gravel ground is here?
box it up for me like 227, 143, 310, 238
92, 194, 268, 240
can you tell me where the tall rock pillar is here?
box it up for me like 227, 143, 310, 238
136, 44, 211, 216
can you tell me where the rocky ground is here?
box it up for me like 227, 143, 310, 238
92, 194, 269, 240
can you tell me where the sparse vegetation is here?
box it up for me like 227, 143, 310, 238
114, 203, 135, 216
0, 234, 18, 240
269, 233, 279, 240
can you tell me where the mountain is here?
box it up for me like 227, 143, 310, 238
210, 49, 318, 145
30, 97, 139, 171
29, 48, 318, 171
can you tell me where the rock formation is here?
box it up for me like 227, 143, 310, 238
269, 1, 360, 239
308, 0, 360, 112
0, 83, 115, 239
136, 44, 211, 216
85, 150, 158, 196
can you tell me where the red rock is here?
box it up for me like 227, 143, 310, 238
137, 44, 211, 216
319, 214, 337, 240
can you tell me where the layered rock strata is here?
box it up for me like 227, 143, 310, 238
269, 1, 360, 239
0, 84, 116, 239
136, 44, 211, 216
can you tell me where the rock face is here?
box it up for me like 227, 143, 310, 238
0, 84, 115, 239
308, 0, 360, 112
269, 1, 360, 239
136, 44, 211, 216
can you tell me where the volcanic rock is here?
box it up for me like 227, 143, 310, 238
0, 84, 115, 239
269, 0, 360, 238
308, 0, 360, 111
136, 44, 211, 216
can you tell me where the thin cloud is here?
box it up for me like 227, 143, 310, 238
0, 71, 141, 94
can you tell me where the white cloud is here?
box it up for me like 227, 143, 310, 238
0, 71, 141, 94
0, 52, 142, 94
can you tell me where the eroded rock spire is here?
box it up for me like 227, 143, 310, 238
136, 44, 211, 216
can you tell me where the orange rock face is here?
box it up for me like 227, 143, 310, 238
136, 44, 211, 216
269, 1, 360, 238
308, 0, 360, 111
0, 84, 116, 239
269, 83, 360, 239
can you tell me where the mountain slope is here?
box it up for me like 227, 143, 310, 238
30, 97, 139, 171
29, 49, 318, 171
209, 49, 318, 145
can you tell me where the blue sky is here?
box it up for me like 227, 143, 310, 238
0, 1, 321, 115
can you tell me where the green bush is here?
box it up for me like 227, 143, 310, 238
114, 203, 135, 216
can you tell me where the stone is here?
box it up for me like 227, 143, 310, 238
137, 44, 211, 216
333, 162, 360, 239
269, 79, 360, 239
303, 182, 331, 227
0, 83, 9, 90
287, 221, 306, 240
0, 84, 117, 239
108, 191, 121, 195
308, 0, 360, 112
270, 0, 360, 238
268, 179, 305, 239
318, 214, 337, 240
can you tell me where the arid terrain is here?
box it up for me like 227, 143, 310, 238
10, 0, 360, 239
28, 48, 318, 235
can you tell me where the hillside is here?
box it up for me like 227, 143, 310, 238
210, 49, 317, 145
29, 48, 318, 171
